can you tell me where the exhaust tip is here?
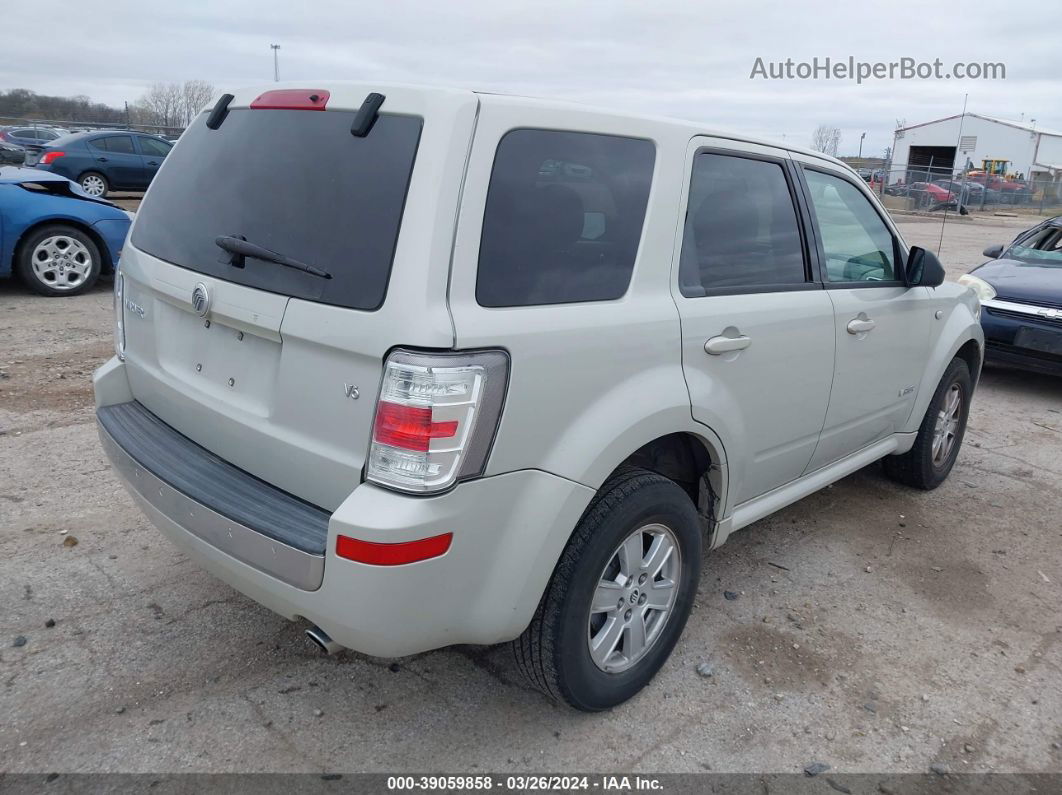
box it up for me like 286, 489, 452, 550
305, 625, 342, 656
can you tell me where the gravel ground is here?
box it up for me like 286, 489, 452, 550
1, 214, 1060, 775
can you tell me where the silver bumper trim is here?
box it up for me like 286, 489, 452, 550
98, 420, 325, 591
982, 297, 1062, 322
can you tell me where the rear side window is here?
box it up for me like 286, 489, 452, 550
131, 109, 422, 311
92, 136, 136, 154
680, 152, 807, 296
477, 129, 655, 307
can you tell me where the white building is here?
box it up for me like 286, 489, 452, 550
890, 113, 1062, 186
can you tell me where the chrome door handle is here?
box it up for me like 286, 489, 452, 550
704, 334, 752, 355
847, 317, 877, 334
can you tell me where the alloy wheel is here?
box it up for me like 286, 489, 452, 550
587, 522, 681, 673
932, 383, 962, 467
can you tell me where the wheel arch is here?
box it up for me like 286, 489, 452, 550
955, 337, 983, 384
902, 304, 984, 434
596, 424, 730, 546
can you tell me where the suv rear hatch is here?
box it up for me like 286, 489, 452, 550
117, 85, 477, 510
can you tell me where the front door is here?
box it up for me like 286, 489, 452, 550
135, 136, 172, 185
794, 160, 933, 470
674, 140, 835, 505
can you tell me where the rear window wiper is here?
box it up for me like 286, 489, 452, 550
215, 235, 332, 279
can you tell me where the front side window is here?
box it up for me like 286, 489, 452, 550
680, 152, 807, 295
803, 169, 898, 283
476, 129, 655, 307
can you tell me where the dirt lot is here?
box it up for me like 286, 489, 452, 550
1, 214, 1060, 775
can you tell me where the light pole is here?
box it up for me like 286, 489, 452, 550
270, 44, 281, 82
858, 131, 866, 159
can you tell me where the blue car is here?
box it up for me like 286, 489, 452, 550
959, 215, 1062, 376
0, 167, 131, 296
29, 130, 173, 198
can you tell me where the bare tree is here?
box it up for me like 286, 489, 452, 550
180, 80, 215, 126
135, 81, 210, 129
811, 124, 842, 157
138, 82, 179, 128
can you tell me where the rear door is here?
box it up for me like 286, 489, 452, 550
673, 139, 835, 504
793, 158, 933, 470
90, 135, 144, 188
119, 85, 478, 509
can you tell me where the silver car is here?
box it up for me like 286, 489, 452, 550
95, 83, 983, 710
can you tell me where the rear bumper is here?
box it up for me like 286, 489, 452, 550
94, 358, 595, 656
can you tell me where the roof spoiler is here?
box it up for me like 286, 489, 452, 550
351, 93, 385, 137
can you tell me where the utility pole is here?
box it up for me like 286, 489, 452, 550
270, 44, 281, 82
858, 131, 866, 159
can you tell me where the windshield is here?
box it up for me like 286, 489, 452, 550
1005, 226, 1062, 266
130, 107, 422, 311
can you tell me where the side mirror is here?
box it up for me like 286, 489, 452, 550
982, 244, 1004, 259
905, 246, 946, 288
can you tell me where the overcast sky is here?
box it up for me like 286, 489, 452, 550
4, 0, 1060, 156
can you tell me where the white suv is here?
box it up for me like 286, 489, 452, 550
95, 83, 983, 710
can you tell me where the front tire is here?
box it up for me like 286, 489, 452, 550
513, 468, 702, 711
883, 357, 972, 490
16, 224, 102, 297
78, 171, 109, 198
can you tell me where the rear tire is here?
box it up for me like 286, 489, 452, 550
883, 357, 972, 490
78, 171, 109, 198
513, 468, 702, 711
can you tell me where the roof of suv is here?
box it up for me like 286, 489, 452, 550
221, 81, 851, 172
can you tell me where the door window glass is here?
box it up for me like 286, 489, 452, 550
803, 169, 897, 282
680, 152, 807, 295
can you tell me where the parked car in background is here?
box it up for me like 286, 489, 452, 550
0, 140, 25, 165
94, 82, 983, 711
0, 126, 69, 160
30, 130, 173, 197
909, 181, 957, 209
0, 167, 131, 296
961, 216, 1062, 376
966, 173, 1031, 203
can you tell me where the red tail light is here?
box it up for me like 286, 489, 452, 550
372, 402, 458, 453
367, 349, 509, 494
336, 533, 453, 566
40, 151, 65, 165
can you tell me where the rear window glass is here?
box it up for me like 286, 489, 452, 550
131, 108, 422, 311
476, 129, 655, 307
